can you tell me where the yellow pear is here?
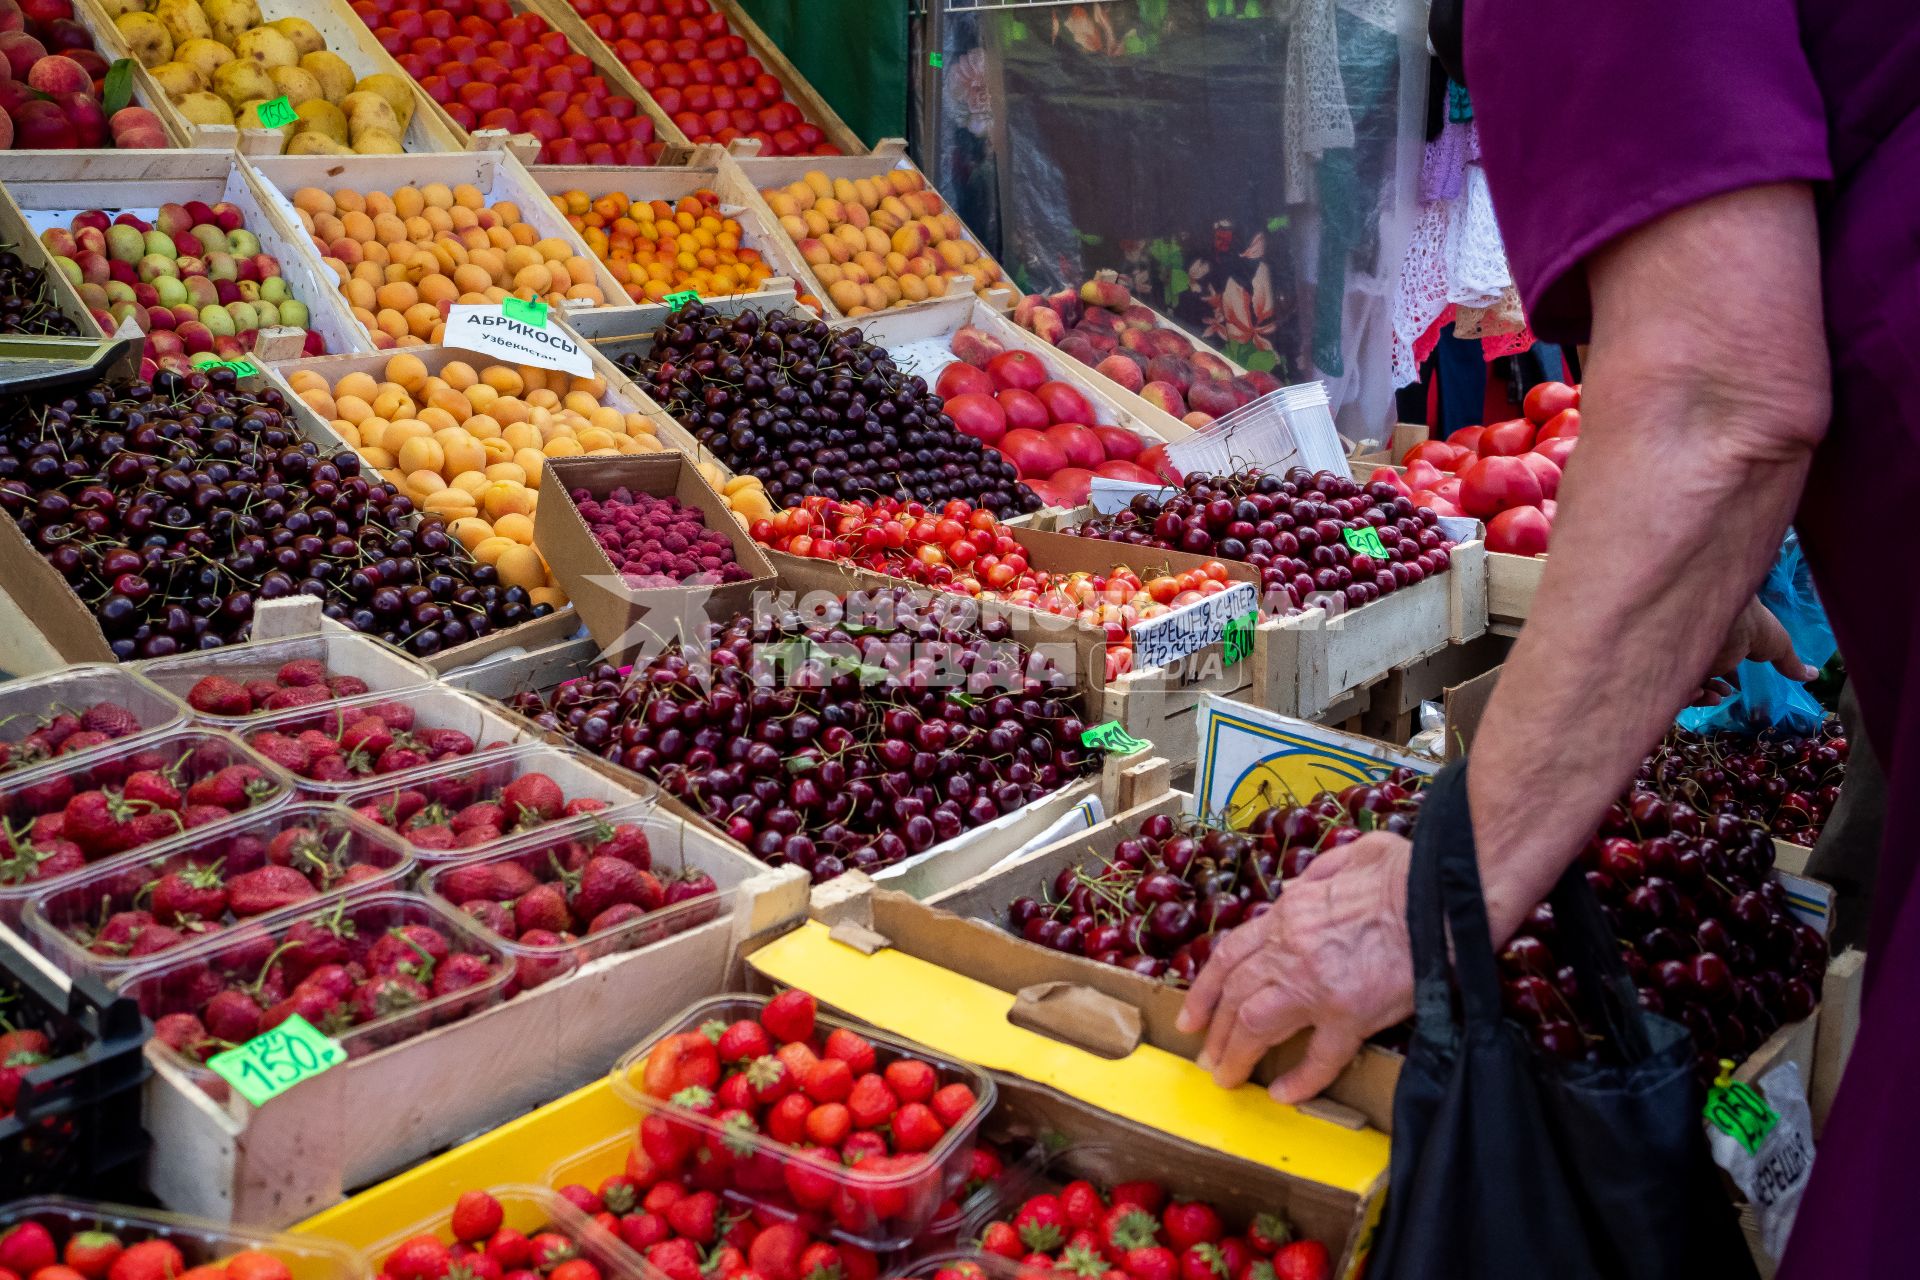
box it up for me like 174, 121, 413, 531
147, 60, 204, 98
293, 98, 348, 143
267, 64, 323, 104
112, 13, 173, 68
267, 16, 324, 57
232, 25, 297, 68
171, 37, 231, 82
200, 0, 259, 46
299, 50, 354, 102
173, 90, 235, 126
352, 73, 414, 129
210, 56, 274, 108
152, 0, 211, 49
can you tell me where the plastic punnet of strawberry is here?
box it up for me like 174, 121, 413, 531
342, 744, 652, 862
237, 686, 525, 794
371, 1184, 637, 1280
137, 632, 436, 725
0, 1196, 365, 1280
0, 730, 295, 902
422, 804, 727, 995
0, 664, 188, 786
118, 890, 511, 1091
610, 991, 997, 1251
24, 802, 415, 978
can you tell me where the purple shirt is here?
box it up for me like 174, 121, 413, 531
1466, 2, 1920, 1272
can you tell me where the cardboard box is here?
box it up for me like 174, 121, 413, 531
534, 453, 777, 664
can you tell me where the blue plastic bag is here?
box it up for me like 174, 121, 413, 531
1677, 533, 1834, 735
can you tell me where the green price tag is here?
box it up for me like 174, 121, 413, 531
1704, 1079, 1780, 1155
1221, 609, 1257, 667
501, 295, 548, 327
1081, 721, 1147, 755
664, 290, 700, 312
929, 52, 944, 67
255, 96, 297, 129
1341, 526, 1388, 559
202, 357, 260, 377
205, 1014, 344, 1106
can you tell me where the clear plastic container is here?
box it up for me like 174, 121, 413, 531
882, 1251, 1023, 1280
342, 744, 653, 863
234, 683, 533, 799
0, 730, 296, 922
25, 802, 415, 981
611, 995, 998, 1250
137, 632, 436, 726
0, 1196, 369, 1280
117, 891, 512, 1092
364, 1185, 646, 1280
0, 664, 189, 787
420, 803, 729, 994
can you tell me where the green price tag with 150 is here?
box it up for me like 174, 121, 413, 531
201, 357, 259, 378
1341, 526, 1388, 559
1704, 1078, 1779, 1155
254, 96, 297, 128
205, 1014, 344, 1106
664, 290, 700, 312
1081, 721, 1147, 755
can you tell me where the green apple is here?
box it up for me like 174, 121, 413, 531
259, 275, 290, 302
143, 229, 177, 259
137, 254, 179, 282
106, 224, 146, 264
277, 299, 309, 328
199, 304, 236, 337
225, 229, 260, 257
154, 276, 189, 307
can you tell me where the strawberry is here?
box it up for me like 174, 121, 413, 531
644, 1241, 700, 1280
563, 798, 609, 817
126, 922, 189, 957
794, 1244, 844, 1280
716, 1018, 772, 1063
664, 870, 718, 905
243, 680, 281, 708
451, 1191, 505, 1245
248, 733, 311, 773
352, 973, 430, 1020
930, 1082, 977, 1127
432, 952, 496, 997
548, 1262, 599, 1280
782, 1144, 840, 1209
1123, 1248, 1177, 1280
585, 903, 649, 933
1101, 1204, 1161, 1261
839, 1130, 887, 1167
227, 865, 318, 917
572, 856, 661, 922
1214, 1240, 1252, 1280
415, 728, 476, 757
615, 1215, 667, 1254
439, 862, 512, 903
484, 1232, 531, 1272
747, 1224, 809, 1280
1269, 1244, 1327, 1280
329, 676, 370, 698
880, 1059, 935, 1105
1246, 1217, 1291, 1258
501, 774, 565, 826
761, 989, 816, 1043
187, 676, 252, 716
297, 729, 341, 760
339, 718, 395, 757
745, 1054, 795, 1105
513, 933, 573, 990
362, 701, 417, 731
963, 1144, 1005, 1194
1062, 1180, 1106, 1232
181, 805, 234, 829
0, 1224, 55, 1277
188, 764, 271, 810
57, 731, 113, 756
460, 900, 516, 937
642, 1031, 721, 1098
527, 1235, 575, 1272
765, 1091, 812, 1144
664, 1189, 721, 1243
1112, 1182, 1166, 1214
151, 1012, 209, 1055
514, 884, 573, 935
801, 1056, 852, 1104
1163, 1203, 1222, 1252
892, 1101, 945, 1152
805, 1101, 851, 1146
775, 1041, 819, 1084
708, 1246, 747, 1280
277, 658, 329, 687
1180, 1248, 1227, 1280
556, 1184, 599, 1216
822, 1028, 875, 1075
150, 863, 228, 923
594, 1174, 639, 1216
123, 770, 183, 811
979, 1223, 1022, 1260
375, 745, 430, 775
594, 824, 651, 870
385, 1236, 454, 1280
451, 802, 507, 834
1058, 1246, 1110, 1280
410, 826, 456, 851
63, 1234, 123, 1280
262, 687, 330, 713
1014, 1195, 1069, 1253
370, 924, 452, 977
108, 1240, 184, 1280
62, 791, 122, 852
80, 702, 142, 737
640, 1182, 684, 1214
123, 811, 185, 847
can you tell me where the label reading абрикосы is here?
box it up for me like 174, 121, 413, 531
443, 304, 592, 377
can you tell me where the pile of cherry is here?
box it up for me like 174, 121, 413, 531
1638, 721, 1847, 845
0, 368, 554, 660
1065, 468, 1454, 615
1009, 770, 1427, 985
620, 303, 1037, 519
508, 587, 1099, 881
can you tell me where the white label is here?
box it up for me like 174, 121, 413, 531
1129, 581, 1259, 670
1708, 1060, 1815, 1262
443, 304, 592, 376
1088, 477, 1176, 514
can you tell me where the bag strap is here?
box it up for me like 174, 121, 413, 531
1407, 760, 1504, 1037
1545, 866, 1657, 1061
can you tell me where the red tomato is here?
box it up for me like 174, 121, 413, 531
1403, 459, 1446, 490
1449, 425, 1486, 455
1477, 418, 1537, 457
1533, 436, 1578, 469
1522, 381, 1580, 427
1537, 408, 1581, 441
1368, 465, 1410, 496
1403, 440, 1468, 472
1458, 456, 1544, 518
1409, 489, 1463, 518
1485, 506, 1553, 556
1516, 451, 1562, 500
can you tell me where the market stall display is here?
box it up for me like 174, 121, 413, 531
0, 0, 177, 150
138, 631, 435, 723
0, 663, 187, 783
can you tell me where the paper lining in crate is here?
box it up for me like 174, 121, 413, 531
244, 149, 633, 351
73, 0, 462, 156
0, 150, 370, 361
728, 141, 1015, 320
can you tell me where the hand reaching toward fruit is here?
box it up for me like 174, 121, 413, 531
1177, 831, 1414, 1104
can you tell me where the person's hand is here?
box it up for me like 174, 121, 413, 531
1687, 598, 1818, 705
1176, 831, 1417, 1103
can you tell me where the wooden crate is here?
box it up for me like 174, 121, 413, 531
1358, 632, 1515, 747
729, 140, 1013, 320
1348, 422, 1430, 472
0, 173, 110, 341
526, 148, 805, 320
143, 862, 810, 1226
245, 149, 632, 348
74, 0, 461, 155
1487, 550, 1543, 632
0, 150, 370, 359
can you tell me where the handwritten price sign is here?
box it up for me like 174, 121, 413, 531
205, 1014, 344, 1106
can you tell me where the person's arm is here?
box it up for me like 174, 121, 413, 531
1469, 181, 1829, 941
1179, 183, 1830, 1101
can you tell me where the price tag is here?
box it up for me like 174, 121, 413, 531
501, 295, 548, 327
444, 303, 592, 376
1705, 1078, 1780, 1155
200, 357, 260, 377
664, 290, 699, 312
205, 1014, 344, 1106
1221, 609, 1257, 666
1341, 526, 1387, 559
928, 52, 944, 67
1128, 581, 1260, 671
255, 96, 297, 128
1081, 721, 1148, 754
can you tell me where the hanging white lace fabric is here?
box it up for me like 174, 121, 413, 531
1283, 0, 1400, 202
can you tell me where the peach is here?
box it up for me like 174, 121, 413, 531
1190, 351, 1236, 382
1145, 355, 1193, 393
948, 325, 1004, 368
1028, 307, 1065, 346
1148, 329, 1195, 358
1079, 278, 1132, 311
1188, 380, 1242, 418
1095, 353, 1145, 393
1140, 382, 1186, 417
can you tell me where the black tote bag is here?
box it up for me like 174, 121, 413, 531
1366, 761, 1755, 1280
